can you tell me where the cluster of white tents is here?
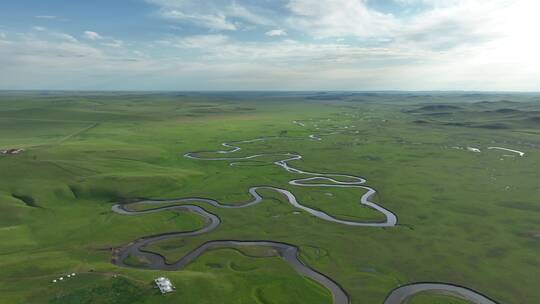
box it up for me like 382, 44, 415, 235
0, 148, 24, 156
52, 273, 76, 283
155, 277, 175, 294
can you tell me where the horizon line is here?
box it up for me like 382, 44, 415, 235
1, 90, 540, 94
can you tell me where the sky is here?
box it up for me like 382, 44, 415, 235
0, 0, 539, 91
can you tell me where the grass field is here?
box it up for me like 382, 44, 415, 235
1, 92, 539, 303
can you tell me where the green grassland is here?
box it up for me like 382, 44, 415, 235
409, 294, 472, 304
1, 92, 539, 303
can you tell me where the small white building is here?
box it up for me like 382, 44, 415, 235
155, 277, 175, 294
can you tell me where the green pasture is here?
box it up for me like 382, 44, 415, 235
0, 92, 539, 303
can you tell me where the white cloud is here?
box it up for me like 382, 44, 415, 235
157, 35, 420, 67
161, 10, 237, 31
286, 0, 398, 38
283, 0, 540, 64
227, 2, 276, 26
83, 31, 125, 48
265, 29, 287, 37
145, 0, 278, 30
29, 26, 77, 42
53, 33, 78, 43
0, 31, 168, 90
84, 31, 103, 40
34, 15, 58, 19
2, 0, 540, 90
101, 39, 124, 48
159, 34, 229, 49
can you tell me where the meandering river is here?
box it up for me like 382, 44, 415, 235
112, 129, 498, 303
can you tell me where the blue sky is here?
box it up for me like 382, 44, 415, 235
0, 0, 539, 91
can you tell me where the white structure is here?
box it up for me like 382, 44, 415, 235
155, 277, 175, 294
467, 147, 481, 153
